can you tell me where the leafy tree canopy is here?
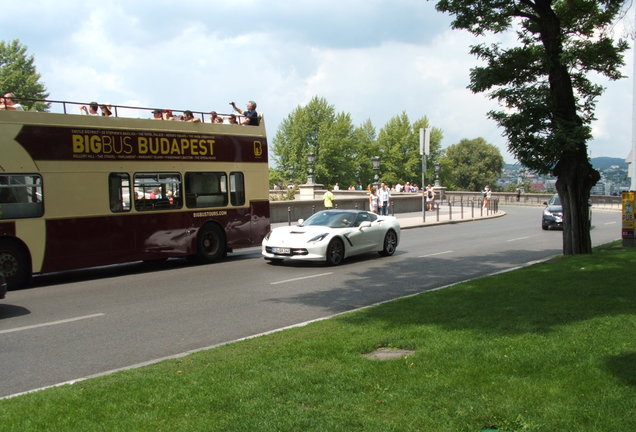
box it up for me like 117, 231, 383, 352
0, 39, 49, 111
440, 137, 504, 191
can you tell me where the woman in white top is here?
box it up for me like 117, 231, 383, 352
369, 186, 379, 214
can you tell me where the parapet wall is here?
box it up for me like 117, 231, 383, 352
268, 190, 622, 224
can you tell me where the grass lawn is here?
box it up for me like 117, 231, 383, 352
1, 243, 635, 431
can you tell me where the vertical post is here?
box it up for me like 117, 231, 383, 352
632, 5, 636, 191
420, 128, 430, 222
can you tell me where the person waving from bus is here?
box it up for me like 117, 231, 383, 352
230, 100, 259, 126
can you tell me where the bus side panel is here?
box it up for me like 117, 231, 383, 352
0, 222, 16, 236
250, 200, 271, 244
15, 219, 47, 273
41, 212, 193, 272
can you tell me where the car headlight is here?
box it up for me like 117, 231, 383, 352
543, 209, 553, 216
308, 233, 329, 242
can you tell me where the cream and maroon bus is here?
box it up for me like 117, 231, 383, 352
0, 103, 270, 289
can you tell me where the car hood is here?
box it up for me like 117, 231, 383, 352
545, 205, 562, 213
268, 224, 339, 243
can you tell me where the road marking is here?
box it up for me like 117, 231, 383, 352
507, 236, 530, 242
270, 272, 333, 285
604, 221, 617, 225
0, 313, 105, 335
418, 250, 453, 258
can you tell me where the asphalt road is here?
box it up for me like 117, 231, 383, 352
0, 205, 622, 398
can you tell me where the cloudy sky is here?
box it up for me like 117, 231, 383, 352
2, 0, 634, 164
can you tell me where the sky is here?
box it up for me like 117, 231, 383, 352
2, 0, 634, 165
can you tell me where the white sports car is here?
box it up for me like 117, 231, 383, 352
262, 209, 400, 265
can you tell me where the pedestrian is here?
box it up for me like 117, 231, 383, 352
323, 186, 335, 209
368, 186, 379, 214
482, 185, 492, 210
426, 184, 435, 211
379, 182, 391, 215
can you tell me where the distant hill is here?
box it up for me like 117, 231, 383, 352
505, 157, 628, 171
591, 157, 628, 170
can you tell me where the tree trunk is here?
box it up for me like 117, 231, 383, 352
554, 153, 600, 254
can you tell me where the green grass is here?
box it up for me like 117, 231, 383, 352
2, 243, 635, 431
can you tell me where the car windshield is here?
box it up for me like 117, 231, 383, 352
301, 211, 356, 228
549, 195, 561, 206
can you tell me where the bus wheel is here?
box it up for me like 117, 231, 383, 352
0, 241, 30, 290
195, 224, 226, 264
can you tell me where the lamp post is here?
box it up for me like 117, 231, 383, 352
289, 166, 295, 185
307, 152, 316, 185
371, 156, 381, 188
434, 162, 441, 187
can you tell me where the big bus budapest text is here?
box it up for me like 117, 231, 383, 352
0, 101, 270, 289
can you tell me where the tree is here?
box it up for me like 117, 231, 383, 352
271, 96, 368, 187
0, 39, 49, 111
433, 0, 629, 254
440, 138, 504, 191
377, 112, 443, 187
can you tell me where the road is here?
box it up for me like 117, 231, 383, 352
0, 206, 621, 398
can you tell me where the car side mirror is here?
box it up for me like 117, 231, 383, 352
542, 201, 548, 206
297, 218, 304, 225
359, 221, 372, 229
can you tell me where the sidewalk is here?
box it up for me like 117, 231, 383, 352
272, 207, 506, 230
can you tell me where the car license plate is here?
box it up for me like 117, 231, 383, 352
272, 247, 291, 255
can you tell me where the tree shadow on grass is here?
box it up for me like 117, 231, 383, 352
267, 245, 636, 337
606, 352, 636, 387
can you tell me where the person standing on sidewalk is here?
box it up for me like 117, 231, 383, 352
482, 185, 492, 210
379, 182, 391, 215
323, 187, 335, 209
426, 184, 435, 211
369, 186, 380, 214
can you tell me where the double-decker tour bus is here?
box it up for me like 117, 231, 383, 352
0, 101, 270, 289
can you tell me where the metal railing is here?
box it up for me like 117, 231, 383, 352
2, 96, 254, 124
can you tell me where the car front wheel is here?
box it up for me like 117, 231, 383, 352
325, 238, 344, 266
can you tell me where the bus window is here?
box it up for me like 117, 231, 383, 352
229, 172, 245, 206
185, 172, 228, 208
108, 173, 131, 212
133, 173, 182, 211
0, 174, 44, 219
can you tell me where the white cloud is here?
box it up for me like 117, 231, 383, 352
1, 0, 633, 164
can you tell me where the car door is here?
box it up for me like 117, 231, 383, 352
345, 213, 384, 255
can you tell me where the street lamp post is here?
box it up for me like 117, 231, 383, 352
307, 152, 316, 185
289, 166, 295, 185
371, 156, 381, 188
434, 162, 441, 187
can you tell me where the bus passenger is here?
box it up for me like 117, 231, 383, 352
163, 109, 176, 121
183, 110, 201, 123
80, 101, 99, 115
152, 109, 163, 119
0, 93, 24, 111
227, 114, 238, 125
209, 111, 224, 124
230, 100, 259, 126
100, 104, 113, 117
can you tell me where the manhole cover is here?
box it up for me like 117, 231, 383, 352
363, 347, 415, 361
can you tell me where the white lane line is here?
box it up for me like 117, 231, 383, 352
604, 221, 617, 225
418, 250, 453, 258
0, 313, 105, 335
270, 272, 333, 285
507, 236, 531, 242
